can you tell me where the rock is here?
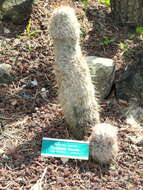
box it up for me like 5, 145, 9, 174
115, 54, 143, 103
125, 102, 143, 127
3, 27, 10, 34
0, 0, 33, 24
86, 56, 115, 98
130, 137, 143, 146
0, 63, 12, 83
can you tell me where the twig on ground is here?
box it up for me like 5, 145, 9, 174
30, 167, 47, 190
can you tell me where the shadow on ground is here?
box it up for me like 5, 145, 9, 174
83, 3, 140, 60
0, 19, 29, 38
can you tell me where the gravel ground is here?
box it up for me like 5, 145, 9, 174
0, 0, 143, 189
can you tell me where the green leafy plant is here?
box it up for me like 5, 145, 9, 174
17, 20, 41, 39
119, 42, 133, 56
26, 20, 32, 35
81, 0, 89, 8
81, 0, 110, 8
119, 42, 128, 50
100, 0, 111, 7
80, 25, 86, 38
128, 34, 136, 40
99, 36, 116, 46
26, 20, 41, 37
136, 27, 143, 36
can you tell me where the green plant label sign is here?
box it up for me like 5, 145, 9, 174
41, 138, 89, 160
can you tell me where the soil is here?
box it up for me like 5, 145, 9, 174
0, 0, 143, 190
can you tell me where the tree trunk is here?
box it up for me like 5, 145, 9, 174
110, 0, 143, 26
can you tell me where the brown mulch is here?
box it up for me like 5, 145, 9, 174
0, 0, 143, 189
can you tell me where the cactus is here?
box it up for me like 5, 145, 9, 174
49, 5, 100, 140
49, 5, 118, 164
89, 123, 118, 164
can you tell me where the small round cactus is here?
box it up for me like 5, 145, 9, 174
89, 123, 118, 164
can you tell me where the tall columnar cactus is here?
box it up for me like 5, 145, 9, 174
49, 5, 100, 140
49, 5, 118, 164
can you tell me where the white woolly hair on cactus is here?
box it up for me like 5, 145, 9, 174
49, 5, 100, 140
89, 123, 118, 164
49, 5, 80, 40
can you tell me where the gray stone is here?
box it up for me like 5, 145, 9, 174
0, 63, 12, 83
125, 101, 143, 128
115, 55, 143, 103
86, 56, 115, 98
134, 137, 143, 146
0, 0, 33, 24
